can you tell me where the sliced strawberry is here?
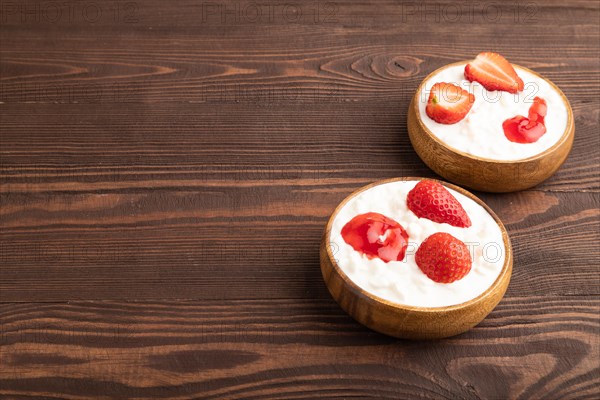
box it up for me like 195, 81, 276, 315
415, 232, 472, 283
464, 52, 524, 93
425, 82, 475, 124
407, 180, 472, 228
528, 96, 547, 124
503, 116, 546, 143
341, 212, 409, 263
503, 97, 547, 143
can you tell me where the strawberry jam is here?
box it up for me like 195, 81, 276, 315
341, 212, 409, 263
503, 97, 547, 143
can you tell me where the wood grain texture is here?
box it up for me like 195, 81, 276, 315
1, 0, 599, 397
1, 298, 599, 399
1, 189, 596, 301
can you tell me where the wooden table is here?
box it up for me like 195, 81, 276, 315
1, 1, 599, 398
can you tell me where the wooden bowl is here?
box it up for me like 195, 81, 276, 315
320, 177, 513, 340
407, 61, 574, 193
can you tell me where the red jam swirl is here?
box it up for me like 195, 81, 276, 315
503, 96, 547, 143
341, 212, 409, 263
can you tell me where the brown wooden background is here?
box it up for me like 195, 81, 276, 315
1, 0, 599, 398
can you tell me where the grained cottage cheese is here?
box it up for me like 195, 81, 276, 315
418, 64, 568, 160
329, 180, 506, 307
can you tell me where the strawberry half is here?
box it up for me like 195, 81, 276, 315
407, 180, 472, 228
425, 82, 475, 124
415, 232, 472, 283
464, 52, 524, 93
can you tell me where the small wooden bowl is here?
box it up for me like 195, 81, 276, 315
320, 177, 513, 340
407, 61, 574, 193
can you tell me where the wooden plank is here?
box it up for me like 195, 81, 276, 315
1, 297, 598, 399
1, 190, 598, 301
1, 4, 598, 194
0, 101, 598, 194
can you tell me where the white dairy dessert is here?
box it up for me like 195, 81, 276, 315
417, 63, 568, 161
329, 180, 505, 308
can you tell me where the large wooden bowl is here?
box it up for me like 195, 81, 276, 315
320, 177, 513, 340
407, 62, 574, 193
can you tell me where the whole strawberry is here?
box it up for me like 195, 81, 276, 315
407, 180, 472, 228
415, 232, 472, 283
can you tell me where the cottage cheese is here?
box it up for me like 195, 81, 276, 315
329, 180, 506, 308
418, 64, 568, 160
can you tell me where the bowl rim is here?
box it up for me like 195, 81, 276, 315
324, 177, 513, 312
412, 60, 574, 164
